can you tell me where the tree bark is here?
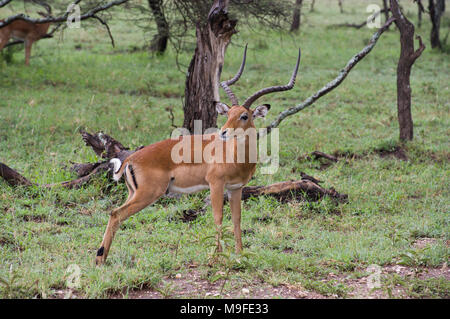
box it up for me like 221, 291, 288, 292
390, 0, 425, 141
428, 0, 446, 49
182, 0, 237, 133
148, 0, 169, 54
290, 0, 302, 32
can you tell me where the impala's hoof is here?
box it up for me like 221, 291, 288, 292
95, 247, 105, 265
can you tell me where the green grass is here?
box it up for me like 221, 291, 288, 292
0, 1, 449, 298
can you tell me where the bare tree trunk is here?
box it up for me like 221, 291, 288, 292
183, 0, 237, 133
428, 0, 446, 49
390, 0, 425, 141
290, 0, 302, 32
310, 0, 315, 12
382, 0, 390, 22
148, 0, 169, 54
417, 0, 424, 28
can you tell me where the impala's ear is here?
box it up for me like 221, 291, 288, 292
252, 104, 271, 119
216, 102, 230, 116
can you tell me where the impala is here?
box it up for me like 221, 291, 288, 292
0, 2, 52, 65
95, 46, 301, 265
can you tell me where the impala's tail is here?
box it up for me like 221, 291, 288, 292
110, 158, 126, 181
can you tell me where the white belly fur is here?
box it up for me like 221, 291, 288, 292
225, 183, 244, 190
169, 184, 209, 194
168, 183, 244, 194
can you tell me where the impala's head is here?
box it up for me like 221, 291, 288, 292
216, 45, 301, 141
216, 103, 270, 140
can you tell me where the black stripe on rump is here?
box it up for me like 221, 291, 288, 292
129, 165, 138, 189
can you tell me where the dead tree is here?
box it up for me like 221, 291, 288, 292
428, 0, 446, 49
390, 0, 425, 141
290, 0, 303, 32
182, 0, 237, 133
176, 0, 292, 133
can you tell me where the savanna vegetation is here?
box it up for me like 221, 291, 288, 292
0, 0, 449, 298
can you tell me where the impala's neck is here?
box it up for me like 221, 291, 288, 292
226, 130, 258, 166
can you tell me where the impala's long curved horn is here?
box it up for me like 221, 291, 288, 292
242, 48, 301, 109
220, 44, 248, 106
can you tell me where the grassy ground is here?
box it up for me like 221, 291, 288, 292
0, 1, 449, 298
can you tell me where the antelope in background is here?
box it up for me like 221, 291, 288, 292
0, 1, 52, 65
95, 46, 301, 265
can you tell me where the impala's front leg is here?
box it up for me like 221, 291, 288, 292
24, 39, 32, 66
229, 188, 243, 253
209, 181, 225, 252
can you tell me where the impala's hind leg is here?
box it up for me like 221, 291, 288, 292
123, 179, 135, 204
95, 171, 169, 265
24, 38, 32, 66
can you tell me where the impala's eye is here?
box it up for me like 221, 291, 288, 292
240, 114, 248, 121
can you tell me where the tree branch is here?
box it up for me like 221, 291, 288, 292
412, 35, 425, 61
0, 0, 129, 28
332, 9, 388, 29
263, 17, 396, 135
92, 14, 115, 48
0, 0, 13, 8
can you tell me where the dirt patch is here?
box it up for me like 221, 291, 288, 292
383, 264, 450, 281
112, 269, 327, 299
413, 237, 438, 249
53, 263, 449, 299
334, 147, 408, 161
376, 146, 408, 161
114, 264, 449, 299
330, 264, 449, 299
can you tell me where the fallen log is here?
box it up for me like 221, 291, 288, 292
311, 151, 338, 162
0, 161, 110, 189
0, 162, 34, 187
241, 179, 347, 203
